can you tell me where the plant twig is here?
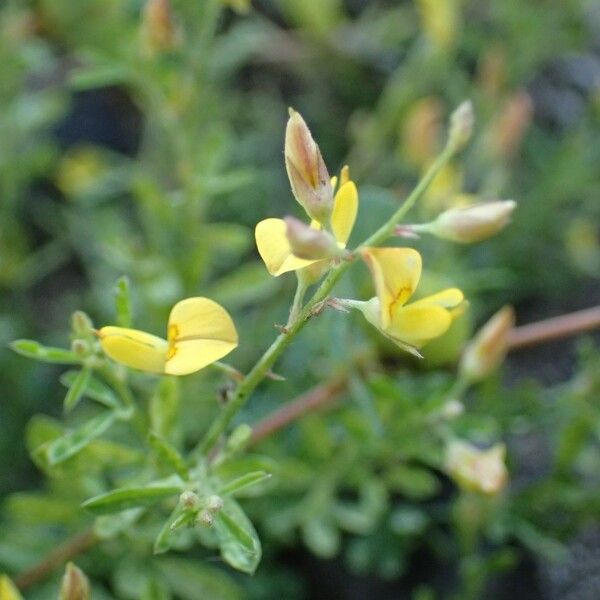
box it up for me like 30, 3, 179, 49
15, 528, 96, 591
508, 305, 600, 350
250, 376, 348, 445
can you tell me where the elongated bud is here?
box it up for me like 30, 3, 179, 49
448, 101, 474, 151
284, 217, 340, 260
445, 440, 508, 495
179, 491, 201, 511
0, 575, 23, 600
285, 109, 333, 224
425, 200, 516, 243
60, 563, 90, 600
141, 0, 178, 55
71, 311, 94, 337
460, 306, 514, 383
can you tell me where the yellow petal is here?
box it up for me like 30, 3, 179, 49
166, 297, 238, 376
331, 181, 358, 247
360, 247, 422, 329
388, 304, 452, 347
255, 218, 318, 276
409, 288, 464, 309
98, 326, 168, 373
0, 575, 23, 600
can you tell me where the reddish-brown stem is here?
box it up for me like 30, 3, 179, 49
508, 305, 600, 350
250, 376, 348, 446
15, 528, 96, 591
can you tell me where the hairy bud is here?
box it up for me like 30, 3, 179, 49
427, 200, 516, 243
60, 563, 90, 600
445, 440, 508, 495
460, 306, 515, 383
285, 109, 333, 224
71, 311, 94, 337
284, 217, 340, 260
179, 491, 201, 511
206, 495, 224, 512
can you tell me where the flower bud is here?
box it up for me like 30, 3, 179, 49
71, 311, 94, 337
285, 109, 333, 224
206, 495, 224, 512
0, 575, 23, 600
448, 101, 474, 151
59, 563, 90, 600
489, 91, 532, 160
196, 510, 214, 527
284, 216, 341, 260
445, 440, 508, 495
179, 491, 201, 511
427, 200, 516, 243
460, 306, 515, 383
141, 0, 179, 55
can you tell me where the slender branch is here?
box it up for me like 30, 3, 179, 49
193, 139, 459, 458
507, 305, 600, 350
15, 528, 96, 591
250, 376, 348, 445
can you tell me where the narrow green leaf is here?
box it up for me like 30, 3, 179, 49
60, 371, 120, 409
83, 484, 183, 515
218, 471, 271, 497
214, 499, 261, 574
69, 64, 129, 90
115, 276, 132, 327
10, 339, 81, 364
46, 411, 117, 465
153, 505, 187, 555
63, 368, 92, 412
148, 432, 189, 480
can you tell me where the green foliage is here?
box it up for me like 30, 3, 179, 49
1, 0, 599, 598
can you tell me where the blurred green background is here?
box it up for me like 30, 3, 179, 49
1, 0, 599, 598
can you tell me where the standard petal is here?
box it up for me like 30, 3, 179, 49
360, 247, 422, 329
255, 218, 317, 276
98, 326, 168, 373
387, 304, 452, 348
166, 297, 238, 376
331, 181, 358, 247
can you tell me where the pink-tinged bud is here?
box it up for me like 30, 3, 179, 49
141, 0, 179, 55
285, 109, 333, 224
428, 200, 516, 243
490, 92, 533, 160
445, 440, 508, 495
284, 217, 340, 260
60, 563, 90, 600
448, 101, 475, 151
460, 306, 515, 382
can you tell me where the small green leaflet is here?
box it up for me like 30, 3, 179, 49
45, 411, 118, 465
217, 471, 271, 497
114, 276, 132, 327
10, 339, 81, 364
60, 370, 120, 409
63, 368, 91, 412
148, 432, 189, 480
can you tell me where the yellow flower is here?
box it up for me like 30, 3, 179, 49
445, 440, 508, 495
98, 297, 238, 376
354, 247, 464, 356
0, 575, 23, 600
255, 168, 358, 277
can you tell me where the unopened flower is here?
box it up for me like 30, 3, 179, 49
141, 0, 179, 55
255, 167, 358, 277
0, 575, 23, 600
445, 440, 508, 495
418, 200, 516, 243
448, 101, 475, 151
60, 563, 90, 600
284, 216, 343, 260
285, 109, 334, 224
344, 248, 465, 357
460, 306, 514, 382
98, 297, 238, 375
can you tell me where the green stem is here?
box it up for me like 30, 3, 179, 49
194, 139, 458, 458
